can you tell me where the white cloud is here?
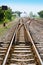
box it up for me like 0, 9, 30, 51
6, 4, 43, 14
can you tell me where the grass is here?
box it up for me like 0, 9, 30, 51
0, 17, 18, 37
0, 27, 7, 36
0, 24, 14, 36
0, 24, 12, 37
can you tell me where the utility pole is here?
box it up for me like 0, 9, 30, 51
2, 6, 8, 27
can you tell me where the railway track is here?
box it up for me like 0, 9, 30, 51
0, 19, 43, 65
6, 43, 37, 65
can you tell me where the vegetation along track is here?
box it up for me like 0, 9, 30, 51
1, 19, 43, 65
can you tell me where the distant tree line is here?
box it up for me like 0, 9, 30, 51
14, 11, 22, 17
38, 10, 43, 18
29, 10, 43, 18
0, 5, 43, 24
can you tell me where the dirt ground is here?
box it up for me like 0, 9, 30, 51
26, 19, 43, 43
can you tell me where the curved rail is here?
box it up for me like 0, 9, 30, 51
24, 25, 43, 65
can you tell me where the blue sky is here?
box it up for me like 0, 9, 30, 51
0, 0, 43, 14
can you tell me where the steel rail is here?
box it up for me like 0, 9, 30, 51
2, 32, 16, 65
24, 25, 43, 65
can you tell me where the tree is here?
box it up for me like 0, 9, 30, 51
0, 6, 12, 22
38, 10, 43, 18
0, 7, 4, 21
14, 11, 22, 17
29, 12, 34, 18
0, 6, 13, 27
5, 8, 12, 21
